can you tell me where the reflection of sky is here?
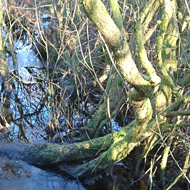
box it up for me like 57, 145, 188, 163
102, 119, 121, 132
7, 41, 44, 70
5, 40, 51, 141
10, 74, 51, 142
6, 15, 51, 71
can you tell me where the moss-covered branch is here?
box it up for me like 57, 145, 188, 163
156, 0, 183, 101
109, 0, 124, 31
71, 127, 153, 176
135, 20, 161, 86
141, 0, 163, 33
160, 134, 174, 184
82, 0, 155, 97
140, 0, 157, 24
24, 96, 158, 176
166, 150, 190, 190
23, 94, 190, 176
82, 74, 126, 139
68, 111, 169, 176
166, 110, 190, 117
23, 123, 133, 164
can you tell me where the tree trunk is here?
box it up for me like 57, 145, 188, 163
22, 1, 190, 188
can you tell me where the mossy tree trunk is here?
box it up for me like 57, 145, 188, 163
24, 0, 190, 188
81, 74, 126, 139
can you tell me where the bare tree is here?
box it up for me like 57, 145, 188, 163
3, 0, 190, 189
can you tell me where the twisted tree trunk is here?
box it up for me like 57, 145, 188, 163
23, 1, 190, 188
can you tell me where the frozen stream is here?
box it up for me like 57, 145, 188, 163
0, 39, 87, 190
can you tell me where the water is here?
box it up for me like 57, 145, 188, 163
0, 158, 86, 190
0, 35, 88, 190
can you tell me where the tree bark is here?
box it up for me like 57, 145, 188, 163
20, 1, 190, 185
